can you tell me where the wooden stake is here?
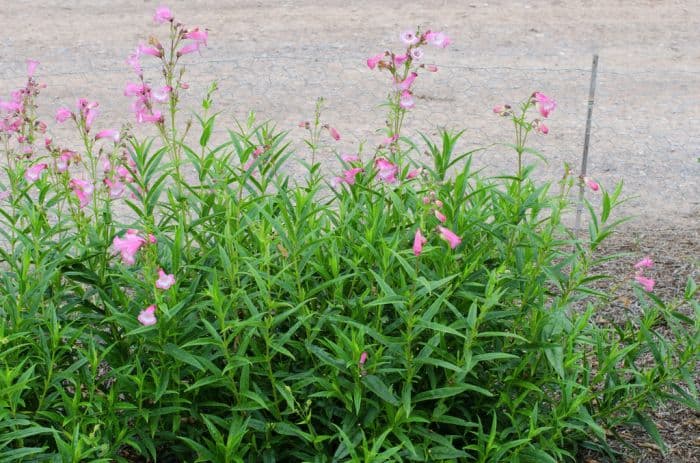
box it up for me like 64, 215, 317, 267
575, 54, 599, 234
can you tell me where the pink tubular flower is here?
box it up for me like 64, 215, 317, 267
397, 71, 418, 91
177, 42, 200, 57
112, 229, 146, 265
406, 168, 422, 179
367, 53, 385, 70
434, 210, 446, 223
533, 92, 556, 118
56, 150, 77, 173
138, 305, 157, 326
583, 176, 599, 192
126, 48, 143, 76
536, 121, 549, 135
183, 27, 208, 45
26, 59, 39, 78
103, 178, 125, 198
343, 167, 364, 185
375, 157, 398, 184
424, 64, 438, 72
328, 126, 341, 141
635, 275, 655, 292
55, 107, 72, 123
152, 86, 172, 103
156, 268, 176, 290
381, 134, 399, 146
400, 30, 420, 45
425, 31, 451, 48
634, 257, 654, 270
359, 351, 368, 366
410, 48, 423, 60
25, 163, 48, 182
393, 54, 408, 66
154, 6, 173, 24
341, 153, 360, 163
137, 43, 163, 58
399, 91, 415, 109
413, 228, 427, 256
438, 226, 462, 249
69, 178, 94, 208
332, 167, 364, 187
77, 98, 99, 131
95, 129, 120, 143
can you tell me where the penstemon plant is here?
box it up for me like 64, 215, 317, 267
0, 8, 697, 463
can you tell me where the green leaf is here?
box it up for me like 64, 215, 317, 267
633, 410, 668, 455
363, 375, 400, 406
164, 343, 205, 371
414, 383, 493, 401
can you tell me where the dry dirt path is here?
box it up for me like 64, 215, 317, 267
2, 0, 699, 230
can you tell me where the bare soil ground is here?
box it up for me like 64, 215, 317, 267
2, 1, 698, 461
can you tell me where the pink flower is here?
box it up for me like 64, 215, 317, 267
533, 92, 556, 118
341, 153, 360, 163
434, 210, 446, 223
138, 305, 157, 326
95, 129, 120, 143
583, 176, 599, 192
177, 42, 200, 57
56, 150, 77, 173
399, 91, 415, 109
26, 59, 39, 78
55, 107, 72, 123
359, 351, 368, 366
410, 48, 424, 60
69, 178, 94, 208
536, 121, 549, 135
393, 54, 408, 66
112, 229, 146, 265
634, 257, 654, 270
332, 167, 364, 187
156, 269, 176, 290
493, 104, 509, 115
424, 64, 438, 72
413, 228, 427, 256
77, 98, 99, 131
154, 6, 173, 24
152, 86, 172, 103
148, 234, 157, 244
367, 53, 385, 70
397, 71, 418, 91
25, 163, 47, 182
406, 168, 422, 179
328, 126, 341, 141
381, 134, 399, 146
116, 165, 134, 183
126, 49, 142, 76
375, 158, 398, 184
343, 167, 364, 185
425, 31, 451, 48
183, 28, 208, 45
438, 226, 461, 249
400, 30, 420, 45
139, 43, 162, 58
103, 178, 125, 198
635, 275, 655, 292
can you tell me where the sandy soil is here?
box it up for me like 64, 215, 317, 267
1, 1, 698, 461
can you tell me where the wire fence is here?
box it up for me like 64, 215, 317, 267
2, 52, 699, 222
